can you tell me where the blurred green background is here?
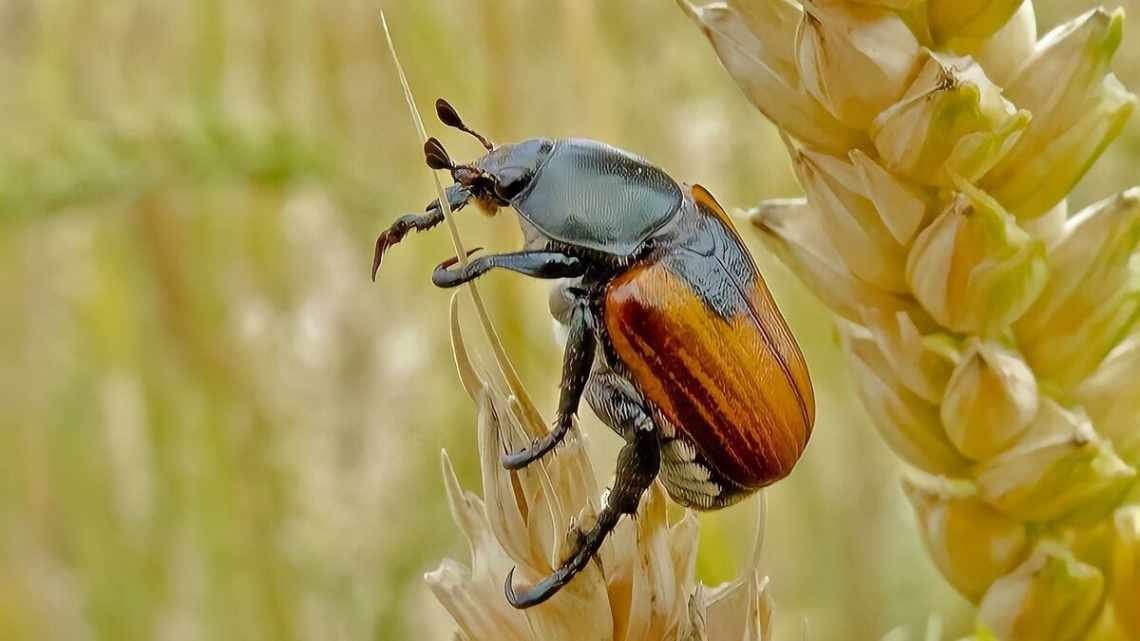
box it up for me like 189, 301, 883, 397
2, 1, 1138, 640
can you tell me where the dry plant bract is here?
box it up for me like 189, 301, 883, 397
426, 292, 775, 641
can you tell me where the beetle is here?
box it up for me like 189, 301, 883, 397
373, 99, 815, 609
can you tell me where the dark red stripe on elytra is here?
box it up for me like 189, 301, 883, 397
618, 312, 782, 482
604, 262, 808, 489
691, 185, 815, 433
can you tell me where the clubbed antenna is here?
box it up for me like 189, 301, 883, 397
424, 137, 454, 170
436, 98, 494, 152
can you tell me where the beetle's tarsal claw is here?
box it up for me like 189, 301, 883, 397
431, 247, 483, 288
370, 227, 404, 282
370, 233, 388, 282
503, 566, 569, 609
370, 215, 422, 281
436, 247, 483, 270
501, 424, 570, 470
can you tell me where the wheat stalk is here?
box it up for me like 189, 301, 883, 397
682, 2, 1140, 640
380, 12, 546, 432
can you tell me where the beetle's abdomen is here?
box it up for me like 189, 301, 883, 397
602, 188, 814, 489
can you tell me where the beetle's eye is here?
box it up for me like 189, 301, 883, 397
492, 167, 531, 201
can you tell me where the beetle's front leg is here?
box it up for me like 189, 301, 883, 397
432, 250, 585, 288
501, 297, 595, 470
372, 184, 472, 280
504, 426, 660, 608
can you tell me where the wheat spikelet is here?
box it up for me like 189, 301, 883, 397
683, 2, 1140, 639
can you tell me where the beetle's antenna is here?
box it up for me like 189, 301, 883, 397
424, 137, 455, 170
436, 98, 495, 152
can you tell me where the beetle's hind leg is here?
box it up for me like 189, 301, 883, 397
501, 296, 595, 470
585, 369, 747, 511
504, 425, 660, 608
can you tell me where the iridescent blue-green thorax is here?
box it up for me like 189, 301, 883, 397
482, 138, 684, 258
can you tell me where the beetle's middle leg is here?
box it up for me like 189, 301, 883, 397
501, 296, 596, 470
504, 425, 660, 608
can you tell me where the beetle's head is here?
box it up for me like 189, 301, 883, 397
428, 99, 550, 216
369, 99, 551, 281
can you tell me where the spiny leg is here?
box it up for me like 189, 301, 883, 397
371, 184, 471, 280
587, 370, 747, 510
432, 250, 585, 288
502, 296, 595, 470
504, 426, 660, 608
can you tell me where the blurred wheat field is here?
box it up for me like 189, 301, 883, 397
2, 2, 1138, 640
